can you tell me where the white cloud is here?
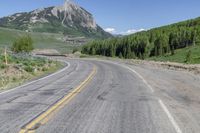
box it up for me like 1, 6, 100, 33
121, 28, 145, 35
104, 28, 116, 34
104, 27, 145, 35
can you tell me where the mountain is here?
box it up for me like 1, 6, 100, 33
0, 0, 112, 39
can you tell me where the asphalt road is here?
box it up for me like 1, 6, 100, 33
0, 58, 200, 133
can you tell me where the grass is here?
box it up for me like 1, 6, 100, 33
148, 45, 200, 64
0, 27, 75, 54
0, 52, 63, 91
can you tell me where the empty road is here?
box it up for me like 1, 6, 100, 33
0, 58, 200, 133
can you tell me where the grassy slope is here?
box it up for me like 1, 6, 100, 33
0, 27, 75, 53
148, 45, 200, 64
0, 52, 63, 91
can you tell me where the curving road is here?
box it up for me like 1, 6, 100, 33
0, 58, 200, 133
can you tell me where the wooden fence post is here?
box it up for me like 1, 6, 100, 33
4, 46, 8, 65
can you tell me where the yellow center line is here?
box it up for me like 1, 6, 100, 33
19, 66, 97, 133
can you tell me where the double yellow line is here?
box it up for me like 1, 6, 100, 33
19, 66, 97, 133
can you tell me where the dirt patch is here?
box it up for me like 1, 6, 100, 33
33, 49, 60, 55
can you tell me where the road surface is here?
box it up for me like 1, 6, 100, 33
0, 58, 200, 133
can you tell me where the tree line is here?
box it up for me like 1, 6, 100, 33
82, 17, 200, 59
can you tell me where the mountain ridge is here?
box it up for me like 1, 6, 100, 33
0, 1, 112, 39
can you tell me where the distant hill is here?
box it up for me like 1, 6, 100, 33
0, 27, 78, 53
82, 17, 200, 63
0, 1, 112, 39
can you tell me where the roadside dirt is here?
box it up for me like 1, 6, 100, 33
32, 49, 60, 55
100, 57, 200, 75
128, 60, 200, 74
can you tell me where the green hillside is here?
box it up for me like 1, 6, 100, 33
149, 45, 200, 64
82, 17, 200, 64
0, 27, 75, 53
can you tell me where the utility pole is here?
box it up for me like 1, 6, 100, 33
4, 46, 8, 65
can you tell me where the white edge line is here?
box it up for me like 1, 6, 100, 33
0, 60, 70, 95
94, 59, 154, 93
88, 59, 182, 133
119, 61, 182, 133
123, 65, 155, 93
158, 99, 182, 133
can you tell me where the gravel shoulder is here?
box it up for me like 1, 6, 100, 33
102, 58, 200, 132
86, 56, 200, 74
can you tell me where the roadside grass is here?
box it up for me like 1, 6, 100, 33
0, 27, 74, 54
0, 53, 63, 91
148, 45, 200, 64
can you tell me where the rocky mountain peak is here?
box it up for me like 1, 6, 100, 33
0, 0, 111, 38
51, 0, 97, 29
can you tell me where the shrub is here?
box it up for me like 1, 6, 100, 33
24, 66, 34, 72
30, 61, 36, 66
185, 50, 192, 63
42, 67, 48, 72
23, 61, 29, 66
72, 47, 79, 54
12, 77, 17, 81
12, 35, 34, 53
119, 52, 123, 59
0, 64, 7, 69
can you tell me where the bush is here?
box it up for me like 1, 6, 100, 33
0, 64, 7, 69
12, 35, 34, 53
12, 77, 17, 81
42, 67, 48, 72
72, 47, 79, 54
119, 52, 123, 59
23, 61, 29, 66
185, 50, 192, 63
24, 66, 34, 72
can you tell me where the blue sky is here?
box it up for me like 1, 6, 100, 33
0, 0, 200, 34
